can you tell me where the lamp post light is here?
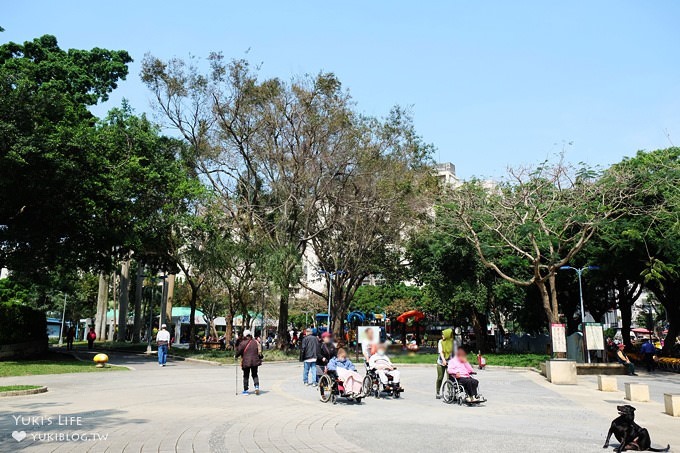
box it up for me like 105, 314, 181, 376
559, 265, 599, 363
58, 293, 67, 347
318, 270, 345, 334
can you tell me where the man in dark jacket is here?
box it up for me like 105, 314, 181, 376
300, 328, 319, 386
235, 330, 262, 395
316, 332, 337, 381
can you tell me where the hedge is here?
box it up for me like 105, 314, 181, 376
0, 302, 47, 345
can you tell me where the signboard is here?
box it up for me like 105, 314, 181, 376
550, 323, 567, 353
585, 322, 605, 351
357, 326, 380, 345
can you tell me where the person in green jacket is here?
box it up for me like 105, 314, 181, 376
436, 328, 454, 399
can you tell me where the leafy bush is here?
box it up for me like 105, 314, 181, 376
0, 302, 47, 345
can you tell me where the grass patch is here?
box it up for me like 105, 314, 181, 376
0, 352, 124, 377
390, 352, 548, 368
0, 385, 41, 392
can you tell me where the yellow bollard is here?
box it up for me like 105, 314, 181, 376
93, 353, 109, 368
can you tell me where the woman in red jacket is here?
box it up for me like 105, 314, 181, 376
235, 330, 263, 395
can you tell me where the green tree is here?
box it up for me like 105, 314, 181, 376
0, 35, 131, 274
607, 148, 680, 353
351, 284, 430, 316
446, 159, 633, 326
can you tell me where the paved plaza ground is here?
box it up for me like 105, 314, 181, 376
1, 350, 678, 452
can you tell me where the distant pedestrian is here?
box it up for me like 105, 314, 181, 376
156, 324, 170, 367
66, 326, 75, 350
86, 327, 96, 350
300, 328, 319, 386
235, 329, 262, 395
640, 339, 656, 372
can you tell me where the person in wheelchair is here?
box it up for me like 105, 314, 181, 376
327, 348, 364, 397
447, 345, 482, 403
368, 344, 402, 392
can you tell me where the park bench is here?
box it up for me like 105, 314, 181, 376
202, 341, 222, 350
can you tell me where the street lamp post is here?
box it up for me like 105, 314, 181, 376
560, 265, 599, 363
58, 293, 67, 347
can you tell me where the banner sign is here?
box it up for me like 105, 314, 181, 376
550, 323, 567, 353
585, 322, 605, 350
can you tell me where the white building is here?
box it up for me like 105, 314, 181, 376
435, 162, 460, 187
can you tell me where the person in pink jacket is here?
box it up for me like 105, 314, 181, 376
447, 345, 480, 402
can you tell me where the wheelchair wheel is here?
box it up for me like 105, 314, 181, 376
374, 383, 381, 398
455, 383, 466, 405
456, 392, 465, 406
441, 380, 455, 404
319, 374, 333, 403
362, 375, 372, 397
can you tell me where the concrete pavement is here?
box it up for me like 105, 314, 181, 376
1, 350, 678, 452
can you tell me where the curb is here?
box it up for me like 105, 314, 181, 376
0, 386, 48, 397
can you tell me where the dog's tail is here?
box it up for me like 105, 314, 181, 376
647, 445, 670, 452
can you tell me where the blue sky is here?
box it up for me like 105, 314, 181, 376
4, 1, 680, 178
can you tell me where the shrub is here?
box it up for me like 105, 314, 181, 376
0, 302, 47, 345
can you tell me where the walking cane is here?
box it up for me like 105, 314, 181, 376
234, 354, 239, 396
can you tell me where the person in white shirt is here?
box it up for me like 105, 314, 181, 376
368, 344, 400, 387
156, 324, 171, 367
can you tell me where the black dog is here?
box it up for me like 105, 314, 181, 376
603, 405, 670, 452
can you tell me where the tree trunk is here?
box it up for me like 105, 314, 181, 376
132, 266, 144, 342
662, 304, 679, 355
548, 274, 559, 319
332, 302, 344, 341
471, 309, 488, 353
165, 274, 175, 330
116, 259, 131, 342
655, 283, 680, 355
159, 277, 168, 327
226, 307, 235, 350
618, 281, 634, 349
276, 290, 290, 350
536, 280, 558, 324
189, 288, 198, 351
95, 273, 109, 340
107, 274, 117, 341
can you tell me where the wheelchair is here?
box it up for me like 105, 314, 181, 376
364, 365, 403, 399
439, 373, 486, 406
318, 371, 370, 404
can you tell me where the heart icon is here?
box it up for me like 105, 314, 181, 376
12, 431, 26, 442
